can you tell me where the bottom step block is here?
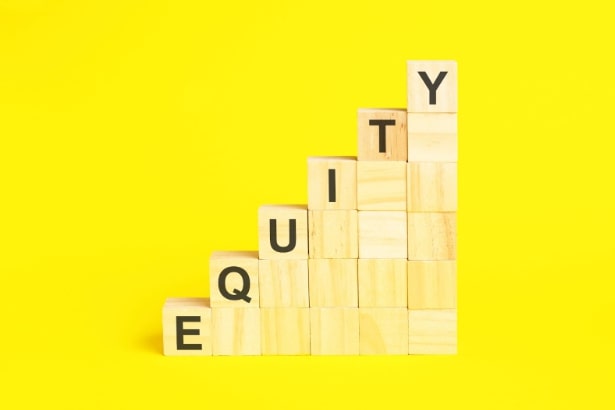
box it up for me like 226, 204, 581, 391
408, 309, 457, 355
212, 307, 261, 356
310, 308, 359, 355
360, 308, 408, 355
162, 298, 212, 356
261, 308, 311, 355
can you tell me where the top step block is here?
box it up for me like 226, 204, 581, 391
407, 60, 457, 113
358, 109, 407, 161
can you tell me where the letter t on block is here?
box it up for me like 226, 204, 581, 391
407, 61, 457, 113
358, 109, 407, 161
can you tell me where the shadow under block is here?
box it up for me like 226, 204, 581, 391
308, 259, 358, 307
357, 161, 407, 211
407, 60, 457, 113
310, 308, 360, 355
408, 261, 457, 309
258, 205, 308, 260
407, 213, 456, 260
308, 210, 358, 259
408, 309, 457, 355
408, 162, 457, 212
357, 109, 407, 161
163, 298, 212, 356
259, 259, 309, 308
407, 113, 457, 162
359, 308, 409, 355
307, 156, 357, 210
261, 308, 310, 355
209, 251, 259, 308
212, 307, 261, 356
358, 259, 407, 307
358, 211, 407, 259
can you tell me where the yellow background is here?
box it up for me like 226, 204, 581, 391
1, 0, 613, 408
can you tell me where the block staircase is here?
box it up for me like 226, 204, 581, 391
162, 60, 458, 356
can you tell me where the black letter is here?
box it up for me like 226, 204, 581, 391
218, 266, 251, 303
418, 71, 447, 105
368, 119, 396, 152
269, 219, 297, 253
176, 316, 201, 350
328, 169, 336, 202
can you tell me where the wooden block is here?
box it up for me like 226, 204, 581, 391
261, 308, 310, 355
258, 205, 308, 259
162, 298, 212, 356
359, 308, 409, 355
308, 259, 358, 307
407, 213, 456, 260
408, 309, 457, 354
408, 162, 457, 212
259, 259, 309, 307
358, 109, 407, 161
308, 210, 358, 258
358, 211, 407, 259
407, 113, 457, 162
307, 156, 356, 210
358, 259, 407, 307
212, 307, 261, 355
408, 261, 457, 309
209, 251, 259, 308
407, 60, 457, 113
357, 161, 407, 211
310, 308, 359, 355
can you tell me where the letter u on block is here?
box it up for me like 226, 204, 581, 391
258, 205, 308, 259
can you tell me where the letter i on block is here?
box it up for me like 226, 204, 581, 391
163, 298, 212, 356
307, 156, 356, 210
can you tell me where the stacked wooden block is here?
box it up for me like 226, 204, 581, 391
163, 60, 457, 356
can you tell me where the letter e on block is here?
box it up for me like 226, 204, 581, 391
162, 298, 212, 356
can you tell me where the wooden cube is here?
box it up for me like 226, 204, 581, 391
407, 213, 456, 260
308, 210, 358, 258
359, 308, 409, 355
212, 307, 261, 355
408, 309, 457, 354
407, 113, 457, 162
357, 161, 407, 211
358, 109, 407, 161
310, 308, 359, 355
258, 205, 308, 259
407, 60, 457, 113
308, 259, 358, 307
408, 162, 457, 212
162, 298, 212, 356
307, 156, 356, 210
358, 259, 407, 307
259, 259, 309, 307
210, 251, 259, 308
358, 211, 407, 259
408, 261, 457, 309
261, 308, 310, 355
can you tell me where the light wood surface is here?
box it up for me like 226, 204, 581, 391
408, 261, 457, 309
408, 309, 457, 354
407, 213, 456, 260
359, 308, 409, 355
162, 298, 212, 356
308, 258, 358, 307
261, 308, 310, 355
308, 210, 358, 258
357, 161, 407, 210
310, 308, 360, 355
212, 307, 261, 356
358, 259, 407, 307
407, 113, 457, 162
358, 211, 407, 259
408, 162, 457, 212
259, 259, 309, 308
258, 205, 308, 259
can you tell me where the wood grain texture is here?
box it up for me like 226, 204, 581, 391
209, 251, 259, 308
408, 162, 457, 212
259, 259, 309, 308
258, 205, 308, 260
310, 308, 359, 355
359, 308, 409, 355
408, 261, 457, 309
358, 108, 407, 161
308, 210, 358, 258
162, 298, 212, 356
212, 307, 261, 356
358, 259, 407, 308
261, 308, 310, 355
307, 156, 357, 210
407, 60, 457, 113
407, 213, 456, 260
407, 113, 457, 162
408, 309, 457, 355
358, 211, 407, 259
308, 258, 358, 307
357, 161, 407, 211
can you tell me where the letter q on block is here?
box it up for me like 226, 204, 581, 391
209, 251, 259, 308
